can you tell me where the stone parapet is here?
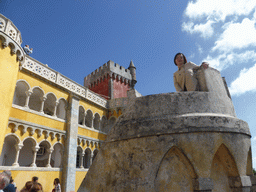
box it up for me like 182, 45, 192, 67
21, 56, 107, 108
0, 14, 22, 45
84, 60, 132, 88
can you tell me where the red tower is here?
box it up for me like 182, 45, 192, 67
84, 60, 136, 100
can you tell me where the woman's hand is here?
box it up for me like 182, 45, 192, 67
201, 62, 209, 69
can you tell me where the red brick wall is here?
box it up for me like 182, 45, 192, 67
89, 77, 110, 99
113, 79, 130, 98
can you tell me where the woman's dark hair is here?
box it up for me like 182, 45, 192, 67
174, 53, 187, 66
54, 178, 60, 184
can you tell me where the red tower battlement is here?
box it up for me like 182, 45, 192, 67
84, 60, 136, 99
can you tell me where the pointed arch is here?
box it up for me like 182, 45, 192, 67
155, 146, 197, 192
210, 143, 240, 191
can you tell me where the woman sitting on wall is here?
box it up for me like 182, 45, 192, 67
173, 53, 209, 92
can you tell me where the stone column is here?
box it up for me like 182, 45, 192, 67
62, 94, 79, 192
24, 90, 32, 108
193, 178, 213, 192
53, 101, 59, 117
80, 152, 85, 168
39, 96, 47, 113
46, 148, 53, 168
82, 112, 86, 126
12, 144, 23, 167
229, 176, 252, 192
30, 146, 40, 167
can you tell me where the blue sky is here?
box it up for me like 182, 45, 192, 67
2, 0, 256, 167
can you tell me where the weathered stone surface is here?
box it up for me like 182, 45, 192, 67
78, 68, 253, 192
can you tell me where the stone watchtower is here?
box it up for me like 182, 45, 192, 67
79, 67, 254, 192
84, 60, 136, 99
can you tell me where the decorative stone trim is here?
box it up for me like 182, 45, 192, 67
77, 135, 103, 148
0, 14, 22, 45
20, 56, 107, 108
0, 32, 25, 63
0, 166, 62, 171
8, 117, 66, 141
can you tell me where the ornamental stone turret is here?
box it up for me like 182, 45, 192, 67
128, 60, 137, 89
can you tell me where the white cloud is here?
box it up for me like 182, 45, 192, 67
212, 18, 256, 53
197, 44, 203, 54
185, 0, 256, 22
229, 63, 256, 96
182, 20, 215, 38
204, 50, 256, 71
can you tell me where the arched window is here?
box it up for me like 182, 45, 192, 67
78, 106, 85, 125
0, 135, 19, 166
76, 147, 83, 168
51, 143, 63, 168
93, 113, 100, 130
13, 80, 29, 107
43, 93, 57, 116
19, 138, 37, 167
36, 141, 51, 167
56, 99, 67, 120
28, 87, 44, 112
85, 110, 93, 128
83, 148, 92, 168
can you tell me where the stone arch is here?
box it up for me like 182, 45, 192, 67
85, 109, 93, 128
51, 142, 63, 168
19, 137, 38, 167
43, 92, 57, 116
83, 148, 92, 168
93, 113, 100, 130
210, 143, 240, 191
76, 146, 83, 168
78, 106, 85, 125
28, 86, 44, 112
0, 134, 20, 166
155, 146, 197, 192
36, 140, 52, 167
13, 80, 30, 107
100, 115, 108, 133
246, 147, 253, 176
56, 98, 67, 120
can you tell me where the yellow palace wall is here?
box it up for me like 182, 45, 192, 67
0, 41, 20, 154
0, 59, 109, 190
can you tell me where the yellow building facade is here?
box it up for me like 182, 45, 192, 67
0, 14, 126, 192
